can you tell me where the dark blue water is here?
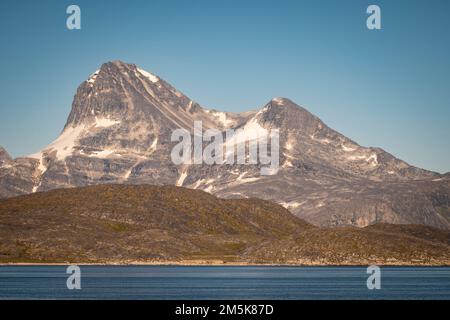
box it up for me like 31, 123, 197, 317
0, 266, 449, 299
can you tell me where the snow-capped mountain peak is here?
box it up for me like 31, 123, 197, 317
1, 61, 448, 230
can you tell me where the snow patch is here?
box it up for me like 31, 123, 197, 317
229, 192, 248, 198
316, 202, 325, 208
138, 68, 159, 83
123, 168, 133, 180
176, 170, 188, 187
310, 134, 331, 144
87, 70, 99, 86
342, 145, 357, 152
36, 156, 47, 173
282, 160, 294, 168
314, 137, 331, 144
212, 111, 234, 128
192, 178, 216, 190
203, 185, 214, 193
89, 150, 116, 158
94, 117, 120, 128
28, 124, 86, 161
346, 153, 378, 167
173, 90, 183, 98
192, 179, 204, 189
225, 117, 268, 149
150, 138, 158, 151
232, 172, 262, 185
187, 101, 194, 112
366, 154, 378, 166
347, 155, 367, 161
285, 141, 294, 151
279, 201, 304, 210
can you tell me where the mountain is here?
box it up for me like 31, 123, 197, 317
1, 185, 449, 265
0, 60, 449, 229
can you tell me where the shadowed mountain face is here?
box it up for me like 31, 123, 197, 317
0, 147, 11, 163
0, 147, 12, 176
0, 60, 449, 229
0, 185, 449, 265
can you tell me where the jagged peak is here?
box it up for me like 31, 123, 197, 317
97, 60, 132, 76
84, 60, 160, 87
104, 60, 158, 79
100, 60, 135, 71
257, 97, 319, 124
65, 61, 170, 129
270, 97, 292, 105
0, 146, 12, 163
267, 97, 309, 112
109, 60, 130, 67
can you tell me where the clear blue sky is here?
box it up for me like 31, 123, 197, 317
0, 0, 449, 173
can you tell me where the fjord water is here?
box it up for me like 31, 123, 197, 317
0, 266, 449, 300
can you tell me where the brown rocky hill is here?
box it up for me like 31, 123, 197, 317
0, 184, 449, 265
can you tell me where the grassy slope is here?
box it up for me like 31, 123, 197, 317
0, 184, 449, 265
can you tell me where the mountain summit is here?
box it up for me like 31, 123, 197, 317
1, 61, 449, 229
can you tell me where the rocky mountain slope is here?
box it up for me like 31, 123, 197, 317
0, 60, 449, 229
1, 185, 449, 265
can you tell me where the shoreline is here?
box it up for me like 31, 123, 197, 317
2, 261, 450, 267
